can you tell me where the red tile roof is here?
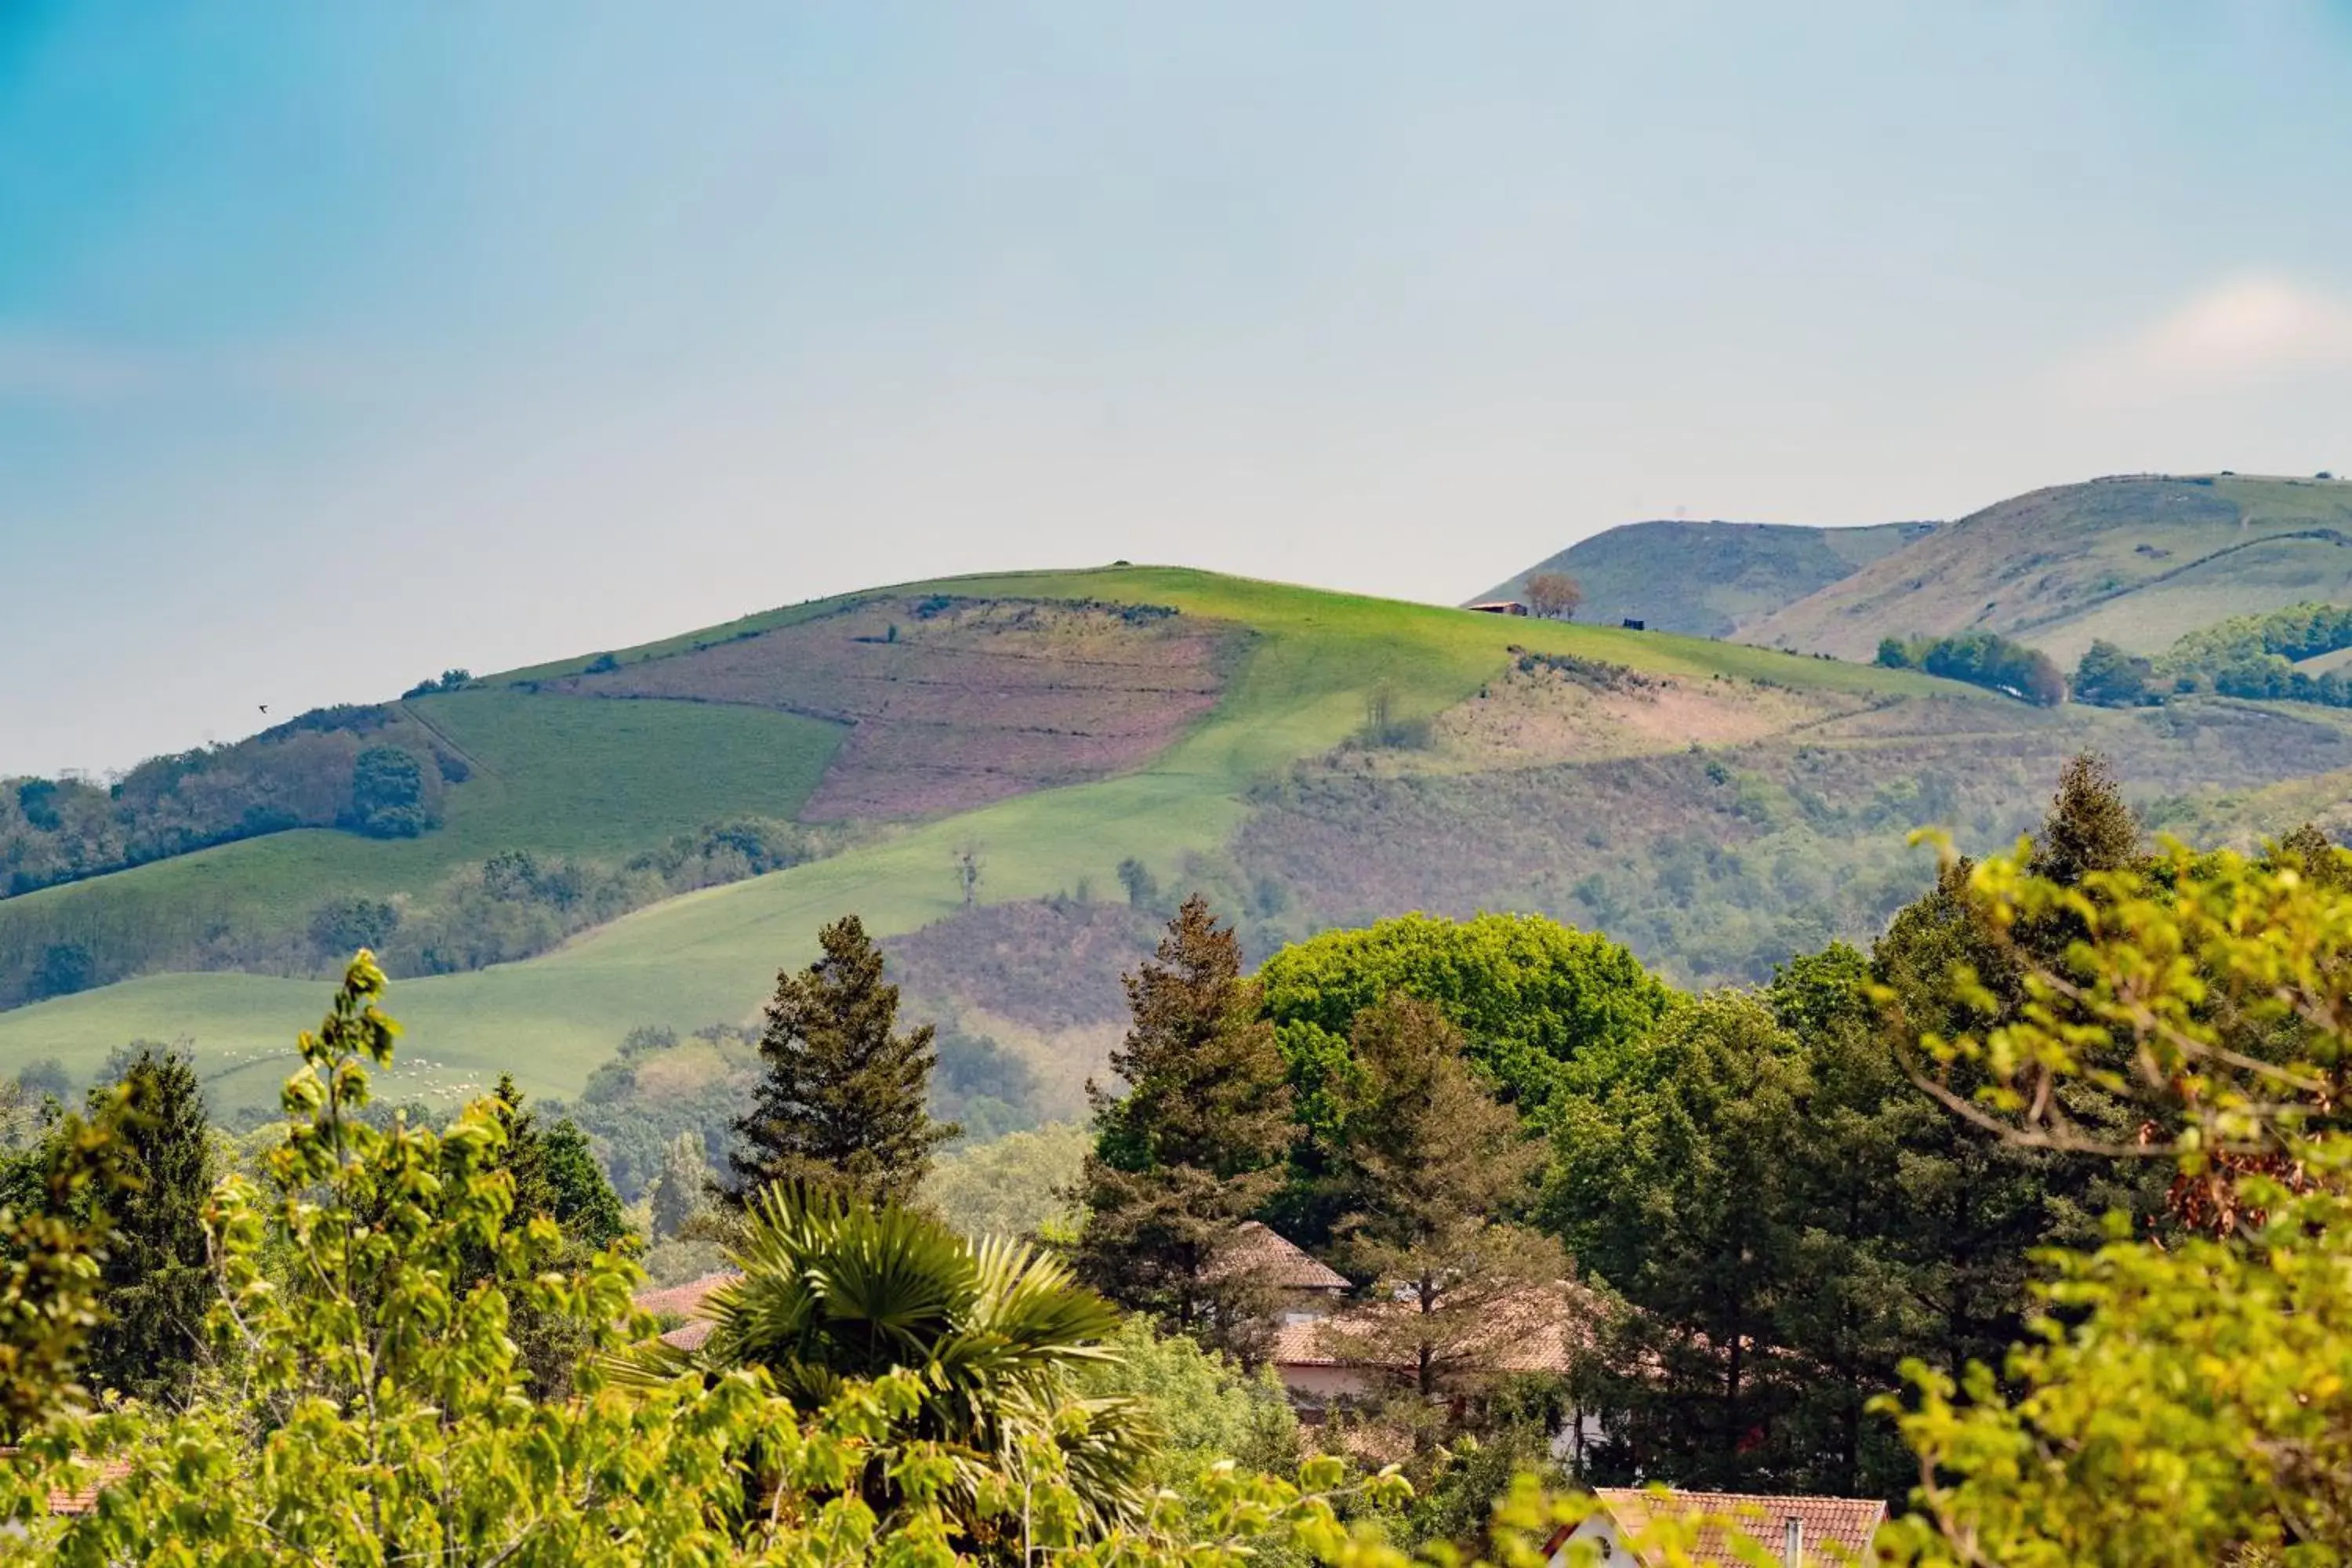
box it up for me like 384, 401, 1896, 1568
1214, 1223, 1349, 1291
633, 1269, 739, 1349
1272, 1281, 1600, 1377
661, 1317, 717, 1351
1584, 1489, 1886, 1566
32, 1457, 131, 1516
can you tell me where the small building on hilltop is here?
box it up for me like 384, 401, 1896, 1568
1548, 1489, 1886, 1567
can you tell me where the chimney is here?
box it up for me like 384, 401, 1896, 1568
1783, 1517, 1803, 1568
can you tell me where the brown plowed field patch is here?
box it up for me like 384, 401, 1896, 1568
546, 597, 1241, 820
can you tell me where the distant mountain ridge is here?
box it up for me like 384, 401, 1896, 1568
1475, 519, 1937, 637
1741, 474, 2352, 662
1486, 474, 2352, 664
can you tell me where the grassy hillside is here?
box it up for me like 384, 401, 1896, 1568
1744, 474, 2352, 662
0, 696, 846, 1004
0, 566, 1958, 1111
1475, 519, 1936, 637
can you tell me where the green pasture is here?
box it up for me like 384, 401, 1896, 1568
0, 698, 844, 1014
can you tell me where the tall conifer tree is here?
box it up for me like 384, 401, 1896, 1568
80, 1045, 216, 1407
1327, 995, 1563, 1403
728, 914, 955, 1207
1073, 896, 1294, 1353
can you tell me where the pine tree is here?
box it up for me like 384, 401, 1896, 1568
1326, 995, 1562, 1405
728, 914, 956, 1207
1864, 755, 2169, 1392
1073, 896, 1294, 1353
2028, 750, 2140, 886
1768, 944, 1940, 1499
80, 1045, 217, 1407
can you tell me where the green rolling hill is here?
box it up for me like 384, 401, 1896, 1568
1475, 518, 1937, 637
9, 544, 2352, 1126
0, 566, 1965, 1111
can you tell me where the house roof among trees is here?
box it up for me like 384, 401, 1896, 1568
0, 1454, 135, 1517
1218, 1221, 1349, 1291
1271, 1280, 1599, 1374
1580, 1489, 1887, 1566
633, 1269, 739, 1349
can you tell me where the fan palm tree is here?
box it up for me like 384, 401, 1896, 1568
631, 1181, 1160, 1545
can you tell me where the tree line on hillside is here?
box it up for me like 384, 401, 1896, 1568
0, 815, 833, 1010
6, 756, 2352, 1558
1, 706, 459, 899
1875, 632, 2067, 706
1884, 600, 2352, 714
2074, 599, 2352, 708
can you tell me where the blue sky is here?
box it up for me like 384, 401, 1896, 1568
5, 3, 2352, 773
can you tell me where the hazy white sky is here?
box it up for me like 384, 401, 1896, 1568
5, 3, 2351, 775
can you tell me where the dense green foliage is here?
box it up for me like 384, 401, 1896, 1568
1547, 757, 2168, 1497
2077, 599, 2352, 709
929, 1023, 1044, 1143
1874, 826, 2352, 1562
644, 1181, 1160, 1540
925, 1121, 1090, 1243
2067, 638, 2156, 706
0, 962, 1459, 1564
71, 1046, 217, 1407
0, 1079, 135, 1438
1322, 996, 1562, 1410
2160, 597, 2352, 672
563, 1022, 755, 1201
1552, 990, 1819, 1485
1260, 910, 1671, 1126
1876, 631, 2066, 706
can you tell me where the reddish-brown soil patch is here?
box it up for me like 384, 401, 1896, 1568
886, 898, 1163, 1033
546, 597, 1241, 820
